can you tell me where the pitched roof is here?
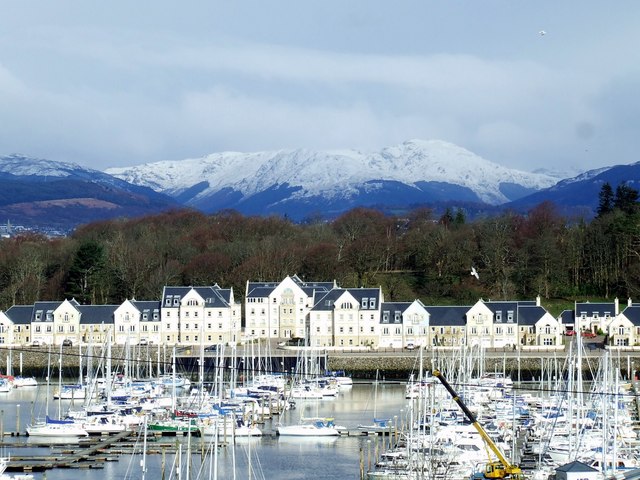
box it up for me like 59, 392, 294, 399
77, 305, 118, 325
426, 306, 468, 326
517, 305, 548, 326
575, 301, 615, 316
380, 302, 412, 324
162, 286, 231, 308
3, 305, 34, 325
621, 305, 640, 326
132, 300, 161, 322
32, 301, 64, 322
555, 460, 597, 472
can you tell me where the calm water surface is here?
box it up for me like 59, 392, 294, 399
0, 382, 409, 479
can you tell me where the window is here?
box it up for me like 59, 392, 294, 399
382, 327, 389, 335
369, 299, 376, 309
361, 298, 368, 308
507, 311, 514, 322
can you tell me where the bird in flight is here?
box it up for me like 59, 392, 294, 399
539, 30, 546, 36
470, 267, 479, 280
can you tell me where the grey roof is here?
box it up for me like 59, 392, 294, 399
517, 305, 547, 326
426, 306, 468, 327
380, 302, 412, 324
4, 305, 34, 325
132, 300, 161, 322
246, 286, 276, 298
575, 301, 615, 316
555, 460, 597, 472
621, 305, 640, 326
484, 301, 520, 323
162, 286, 231, 308
77, 305, 117, 325
559, 310, 574, 323
246, 277, 334, 299
312, 288, 381, 311
32, 301, 65, 322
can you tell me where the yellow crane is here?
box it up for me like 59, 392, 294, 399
432, 369, 526, 479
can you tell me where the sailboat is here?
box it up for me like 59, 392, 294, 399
26, 345, 88, 438
358, 370, 393, 435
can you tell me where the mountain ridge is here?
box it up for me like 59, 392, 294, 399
106, 139, 558, 219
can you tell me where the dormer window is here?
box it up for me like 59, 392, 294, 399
369, 299, 376, 309
383, 312, 389, 322
496, 312, 502, 322
165, 296, 172, 307
394, 312, 401, 323
507, 311, 514, 323
361, 298, 368, 309
173, 298, 179, 306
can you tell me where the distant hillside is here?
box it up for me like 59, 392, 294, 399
0, 155, 179, 230
504, 162, 640, 218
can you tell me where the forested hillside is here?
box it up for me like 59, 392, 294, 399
1, 182, 639, 312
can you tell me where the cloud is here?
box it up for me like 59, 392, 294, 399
0, 10, 637, 173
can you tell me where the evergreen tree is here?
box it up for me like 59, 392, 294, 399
614, 183, 639, 215
597, 182, 614, 217
65, 240, 105, 304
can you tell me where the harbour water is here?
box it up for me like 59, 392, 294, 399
0, 381, 408, 479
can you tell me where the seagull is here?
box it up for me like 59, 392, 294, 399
539, 30, 546, 36
470, 267, 479, 280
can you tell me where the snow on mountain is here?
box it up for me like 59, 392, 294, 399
0, 154, 98, 177
106, 139, 557, 206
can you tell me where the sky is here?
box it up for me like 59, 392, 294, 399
1, 1, 639, 174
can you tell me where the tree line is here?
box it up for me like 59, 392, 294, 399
1, 182, 639, 313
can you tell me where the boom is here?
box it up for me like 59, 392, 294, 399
432, 369, 524, 479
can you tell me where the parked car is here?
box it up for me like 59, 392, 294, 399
31, 340, 40, 347
62, 339, 73, 347
564, 330, 577, 336
405, 342, 416, 350
204, 344, 220, 352
581, 331, 597, 338
139, 338, 148, 346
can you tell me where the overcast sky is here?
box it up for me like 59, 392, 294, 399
1, 1, 638, 173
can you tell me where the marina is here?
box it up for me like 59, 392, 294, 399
0, 340, 639, 479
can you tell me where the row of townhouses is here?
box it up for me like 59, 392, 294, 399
0, 275, 637, 349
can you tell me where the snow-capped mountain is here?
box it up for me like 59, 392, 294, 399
106, 140, 558, 219
0, 154, 178, 230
